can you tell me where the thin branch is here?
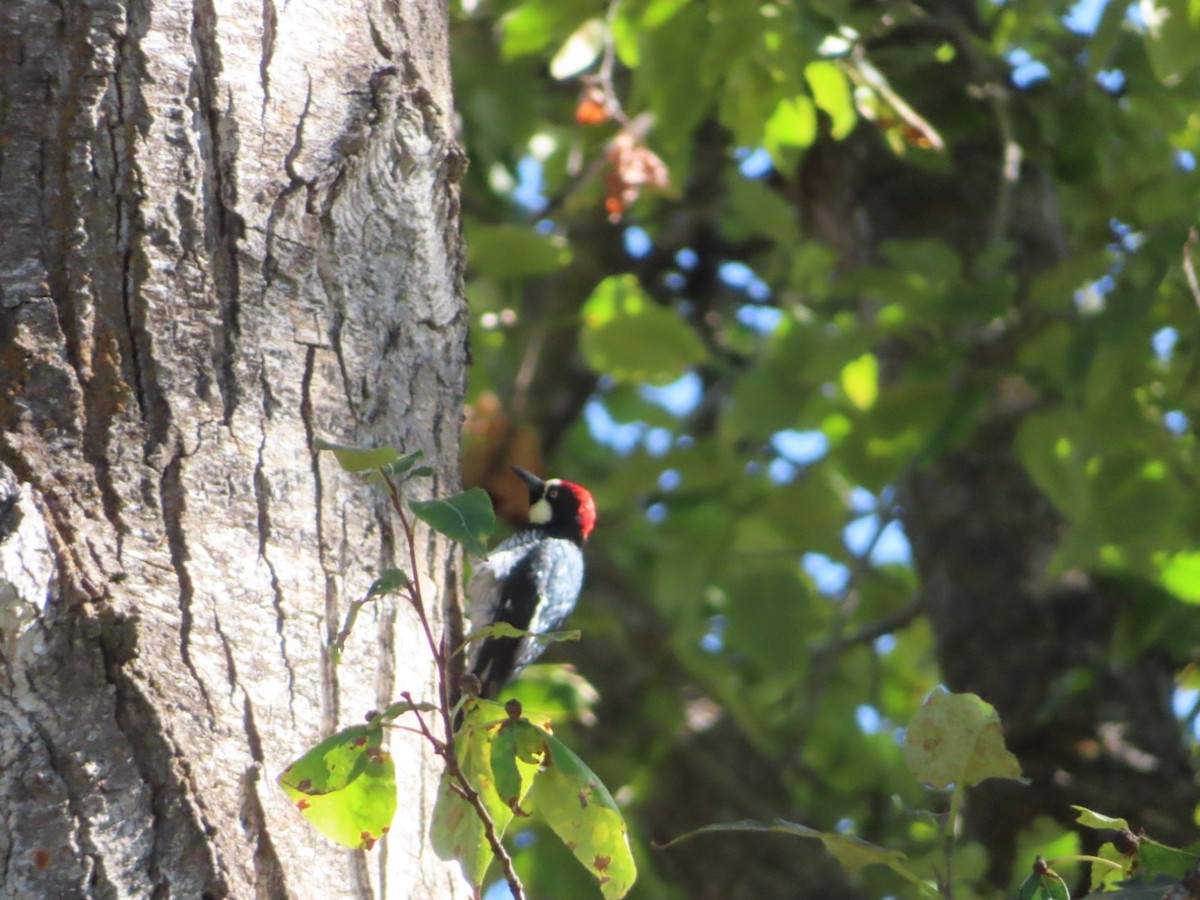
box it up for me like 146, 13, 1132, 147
1183, 227, 1200, 309
383, 474, 453, 744
596, 0, 631, 127
403, 693, 527, 900
985, 85, 1022, 255
843, 595, 925, 646
381, 474, 528, 900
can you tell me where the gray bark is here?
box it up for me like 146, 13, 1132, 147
0, 1, 469, 897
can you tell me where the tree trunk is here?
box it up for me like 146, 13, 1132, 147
0, 1, 468, 898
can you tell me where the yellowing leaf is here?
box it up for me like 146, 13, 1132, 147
903, 689, 1022, 788
805, 61, 856, 139
1158, 551, 1200, 604
763, 95, 817, 170
278, 725, 397, 850
841, 354, 879, 411
431, 699, 534, 888
525, 723, 637, 898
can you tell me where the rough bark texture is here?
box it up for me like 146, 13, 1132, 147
0, 1, 468, 898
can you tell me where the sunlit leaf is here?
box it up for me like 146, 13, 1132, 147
1073, 806, 1130, 832
490, 720, 532, 816
550, 18, 605, 79
805, 61, 856, 139
1144, 0, 1200, 83
315, 439, 400, 473
841, 354, 879, 411
377, 699, 439, 722
1158, 551, 1200, 604
525, 722, 637, 898
903, 689, 1022, 788
431, 699, 522, 888
278, 725, 396, 850
763, 95, 817, 170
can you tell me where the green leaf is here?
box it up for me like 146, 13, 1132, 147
501, 664, 600, 727
499, 2, 590, 59
432, 699, 519, 888
431, 699, 547, 889
902, 688, 1023, 789
278, 725, 397, 850
1016, 868, 1071, 900
380, 450, 428, 480
490, 721, 530, 816
460, 621, 582, 649
763, 95, 817, 171
467, 223, 572, 280
840, 353, 879, 411
805, 61, 856, 139
658, 819, 919, 882
1073, 805, 1130, 832
377, 698, 439, 723
1158, 551, 1200, 604
1138, 838, 1200, 879
1144, 0, 1200, 83
410, 487, 496, 558
580, 275, 708, 385
368, 568, 411, 597
315, 439, 400, 473
549, 18, 606, 79
524, 722, 638, 898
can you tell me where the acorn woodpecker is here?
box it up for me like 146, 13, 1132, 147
466, 466, 597, 700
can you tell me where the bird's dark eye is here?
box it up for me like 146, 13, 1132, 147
548, 487, 559, 499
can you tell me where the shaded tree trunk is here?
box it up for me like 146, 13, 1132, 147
0, 1, 468, 897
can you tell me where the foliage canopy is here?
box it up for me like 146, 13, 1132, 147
451, 0, 1200, 896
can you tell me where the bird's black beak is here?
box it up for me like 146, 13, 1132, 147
511, 465, 545, 501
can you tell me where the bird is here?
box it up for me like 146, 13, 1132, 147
465, 466, 596, 701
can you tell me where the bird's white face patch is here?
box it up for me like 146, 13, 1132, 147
528, 479, 560, 524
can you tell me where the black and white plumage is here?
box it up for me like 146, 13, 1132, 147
467, 466, 596, 699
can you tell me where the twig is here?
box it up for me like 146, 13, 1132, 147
596, 0, 631, 127
1183, 227, 1200, 309
381, 473, 528, 900
844, 595, 925, 646
986, 84, 1022, 256
383, 475, 453, 744
402, 692, 527, 900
